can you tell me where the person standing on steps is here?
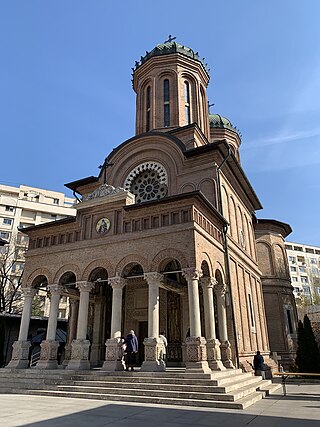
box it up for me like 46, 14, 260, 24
159, 331, 168, 365
124, 330, 138, 371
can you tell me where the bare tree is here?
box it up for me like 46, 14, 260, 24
0, 234, 27, 314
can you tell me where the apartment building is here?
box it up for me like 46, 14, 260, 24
285, 241, 320, 304
0, 183, 76, 316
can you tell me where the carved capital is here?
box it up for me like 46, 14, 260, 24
108, 276, 127, 290
182, 268, 202, 282
144, 272, 164, 287
22, 287, 37, 298
215, 281, 227, 296
76, 281, 94, 293
199, 277, 217, 290
48, 284, 64, 296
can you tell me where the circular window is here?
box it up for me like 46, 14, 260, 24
124, 162, 168, 204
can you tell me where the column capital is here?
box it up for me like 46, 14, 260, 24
215, 282, 227, 296
108, 276, 127, 289
21, 287, 37, 298
182, 268, 203, 281
48, 284, 64, 296
200, 277, 218, 289
76, 281, 95, 293
144, 272, 164, 287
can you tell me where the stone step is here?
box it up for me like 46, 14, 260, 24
21, 388, 264, 410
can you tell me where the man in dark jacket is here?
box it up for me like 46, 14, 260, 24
124, 330, 138, 371
253, 351, 266, 379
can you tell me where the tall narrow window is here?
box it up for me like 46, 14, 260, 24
163, 79, 170, 127
248, 293, 255, 327
146, 86, 151, 131
286, 309, 293, 334
184, 81, 191, 124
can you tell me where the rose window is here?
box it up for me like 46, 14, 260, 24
124, 162, 168, 204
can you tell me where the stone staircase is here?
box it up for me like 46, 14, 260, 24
0, 368, 281, 410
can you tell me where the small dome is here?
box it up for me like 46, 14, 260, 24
134, 40, 210, 77
209, 114, 240, 137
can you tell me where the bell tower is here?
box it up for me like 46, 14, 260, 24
132, 38, 210, 139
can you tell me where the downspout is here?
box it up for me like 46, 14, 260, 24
216, 143, 240, 368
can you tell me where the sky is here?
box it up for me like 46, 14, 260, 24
0, 1, 319, 245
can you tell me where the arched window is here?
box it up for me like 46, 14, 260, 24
146, 86, 151, 131
163, 79, 170, 127
184, 81, 191, 125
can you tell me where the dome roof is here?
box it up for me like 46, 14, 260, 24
133, 39, 210, 77
209, 114, 241, 137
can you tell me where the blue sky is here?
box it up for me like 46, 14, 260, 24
1, 1, 319, 245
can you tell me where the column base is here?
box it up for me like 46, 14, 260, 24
62, 344, 72, 367
220, 340, 235, 369
101, 338, 125, 371
65, 339, 91, 371
5, 340, 31, 369
206, 338, 226, 371
140, 337, 165, 372
185, 336, 211, 374
35, 340, 59, 370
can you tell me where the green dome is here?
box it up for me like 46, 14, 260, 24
209, 114, 240, 137
134, 40, 210, 77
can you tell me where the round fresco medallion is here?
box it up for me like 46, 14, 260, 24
96, 217, 111, 234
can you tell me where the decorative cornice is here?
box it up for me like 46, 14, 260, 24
82, 184, 127, 202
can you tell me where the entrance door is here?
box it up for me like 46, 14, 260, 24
138, 321, 148, 366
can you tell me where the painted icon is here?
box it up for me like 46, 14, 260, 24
96, 217, 111, 234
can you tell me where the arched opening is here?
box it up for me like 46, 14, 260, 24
88, 267, 110, 366
160, 259, 186, 365
163, 79, 170, 127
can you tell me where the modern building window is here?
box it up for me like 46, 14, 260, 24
289, 256, 296, 263
53, 198, 59, 205
50, 214, 57, 220
0, 231, 10, 239
3, 218, 13, 225
146, 85, 151, 131
315, 287, 320, 295
291, 277, 298, 282
297, 256, 305, 263
163, 79, 170, 127
290, 266, 297, 272
310, 258, 317, 264
285, 245, 293, 250
301, 277, 308, 284
5, 206, 14, 212
184, 81, 191, 125
311, 267, 319, 274
294, 246, 303, 251
299, 266, 306, 273
302, 285, 310, 294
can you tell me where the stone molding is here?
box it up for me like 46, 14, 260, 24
82, 184, 127, 202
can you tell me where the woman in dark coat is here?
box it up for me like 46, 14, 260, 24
124, 330, 138, 371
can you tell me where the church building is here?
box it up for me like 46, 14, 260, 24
6, 38, 298, 373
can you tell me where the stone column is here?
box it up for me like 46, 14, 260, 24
215, 282, 235, 369
63, 298, 79, 366
36, 284, 63, 369
141, 272, 165, 372
102, 276, 126, 371
182, 268, 211, 374
66, 281, 94, 370
200, 277, 225, 371
90, 295, 105, 367
6, 287, 37, 369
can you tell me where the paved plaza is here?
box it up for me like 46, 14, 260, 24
0, 383, 319, 426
